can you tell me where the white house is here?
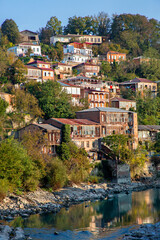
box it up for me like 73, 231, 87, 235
63, 42, 92, 63
8, 43, 41, 56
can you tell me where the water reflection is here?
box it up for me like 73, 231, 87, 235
8, 189, 160, 239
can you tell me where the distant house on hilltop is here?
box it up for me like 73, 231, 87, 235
20, 30, 39, 44
50, 34, 102, 45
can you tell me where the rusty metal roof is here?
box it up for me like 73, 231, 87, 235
51, 118, 99, 125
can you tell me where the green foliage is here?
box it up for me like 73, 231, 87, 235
45, 157, 67, 190
0, 138, 40, 191
111, 14, 160, 56
0, 179, 9, 201
102, 134, 132, 163
8, 59, 27, 84
100, 61, 111, 76
58, 141, 90, 183
61, 124, 71, 143
154, 133, 160, 152
10, 89, 43, 128
26, 81, 75, 119
136, 59, 160, 81
136, 94, 160, 125
46, 16, 62, 36
1, 19, 20, 44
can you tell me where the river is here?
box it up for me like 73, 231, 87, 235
6, 188, 160, 239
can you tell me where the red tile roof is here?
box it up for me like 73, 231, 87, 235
51, 118, 99, 125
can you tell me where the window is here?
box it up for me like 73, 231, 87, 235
37, 48, 39, 52
81, 141, 84, 148
49, 133, 52, 141
86, 141, 90, 148
102, 114, 104, 122
98, 38, 100, 42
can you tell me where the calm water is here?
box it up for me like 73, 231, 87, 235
6, 188, 160, 239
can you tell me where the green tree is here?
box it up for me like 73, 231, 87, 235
102, 134, 132, 162
136, 94, 160, 125
111, 14, 159, 56
46, 16, 62, 36
10, 89, 43, 128
100, 61, 112, 76
39, 27, 51, 45
55, 42, 64, 61
96, 12, 110, 36
26, 81, 75, 119
1, 19, 20, 44
8, 59, 27, 84
0, 138, 40, 191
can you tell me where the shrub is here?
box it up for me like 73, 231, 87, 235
0, 138, 40, 191
0, 179, 9, 201
46, 158, 67, 190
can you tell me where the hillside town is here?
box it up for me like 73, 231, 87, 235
0, 14, 160, 186
0, 8, 160, 240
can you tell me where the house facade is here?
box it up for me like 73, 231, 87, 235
82, 89, 109, 108
73, 63, 100, 77
63, 42, 93, 63
119, 78, 157, 97
50, 34, 102, 45
100, 51, 126, 63
76, 107, 138, 149
53, 63, 72, 79
111, 97, 136, 111
63, 77, 120, 95
8, 43, 41, 56
16, 123, 61, 155
138, 125, 160, 143
45, 118, 101, 154
20, 30, 39, 44
27, 60, 54, 81
25, 65, 42, 82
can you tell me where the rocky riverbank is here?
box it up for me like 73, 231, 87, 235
122, 222, 160, 240
0, 180, 160, 221
0, 179, 160, 239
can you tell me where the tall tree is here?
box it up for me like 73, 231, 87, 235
46, 16, 62, 36
111, 14, 156, 55
1, 19, 20, 44
96, 12, 110, 36
8, 59, 27, 84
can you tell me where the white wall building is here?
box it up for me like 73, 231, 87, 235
8, 43, 41, 56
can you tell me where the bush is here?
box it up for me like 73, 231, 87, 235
45, 158, 67, 190
0, 179, 9, 201
0, 138, 40, 192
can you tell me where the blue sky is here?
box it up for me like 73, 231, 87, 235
1, 0, 160, 32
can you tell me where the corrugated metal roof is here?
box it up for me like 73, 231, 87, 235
76, 107, 135, 113
120, 77, 155, 84
111, 97, 136, 102
51, 118, 99, 125
34, 123, 60, 131
138, 125, 160, 131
